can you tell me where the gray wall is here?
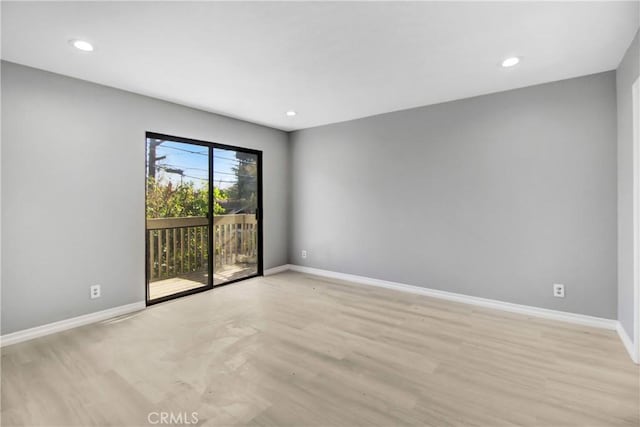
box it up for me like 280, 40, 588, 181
289, 71, 618, 319
1, 58, 624, 334
1, 61, 289, 334
617, 31, 640, 338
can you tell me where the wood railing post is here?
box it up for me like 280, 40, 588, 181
172, 229, 177, 276
149, 230, 155, 280
180, 228, 185, 274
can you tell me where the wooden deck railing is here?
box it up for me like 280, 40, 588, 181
147, 214, 257, 281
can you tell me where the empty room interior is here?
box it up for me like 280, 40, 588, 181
2, 1, 640, 426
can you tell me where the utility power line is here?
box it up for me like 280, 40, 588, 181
157, 145, 256, 164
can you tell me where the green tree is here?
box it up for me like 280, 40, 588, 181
146, 177, 227, 218
226, 152, 257, 212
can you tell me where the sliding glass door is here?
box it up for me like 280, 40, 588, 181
145, 133, 262, 305
213, 147, 260, 285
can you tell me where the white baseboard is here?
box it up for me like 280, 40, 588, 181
0, 301, 146, 348
284, 264, 618, 331
3, 268, 635, 363
264, 264, 290, 276
617, 322, 639, 364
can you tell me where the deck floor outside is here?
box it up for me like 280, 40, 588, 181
148, 264, 256, 300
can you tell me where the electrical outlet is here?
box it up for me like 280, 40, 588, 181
301, 250, 307, 259
553, 284, 565, 298
90, 284, 101, 299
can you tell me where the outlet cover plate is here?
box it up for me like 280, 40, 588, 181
553, 284, 565, 298
90, 285, 101, 299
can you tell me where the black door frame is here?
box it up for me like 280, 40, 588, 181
145, 131, 264, 306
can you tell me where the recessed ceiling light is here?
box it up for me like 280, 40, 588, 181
286, 111, 297, 117
70, 39, 94, 52
501, 57, 520, 68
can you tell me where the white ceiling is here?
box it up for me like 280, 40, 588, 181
2, 1, 638, 131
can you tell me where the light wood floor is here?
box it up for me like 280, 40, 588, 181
2, 271, 638, 426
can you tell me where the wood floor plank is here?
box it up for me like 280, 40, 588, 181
2, 271, 638, 426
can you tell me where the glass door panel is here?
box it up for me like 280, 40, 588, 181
145, 137, 212, 303
213, 147, 260, 285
